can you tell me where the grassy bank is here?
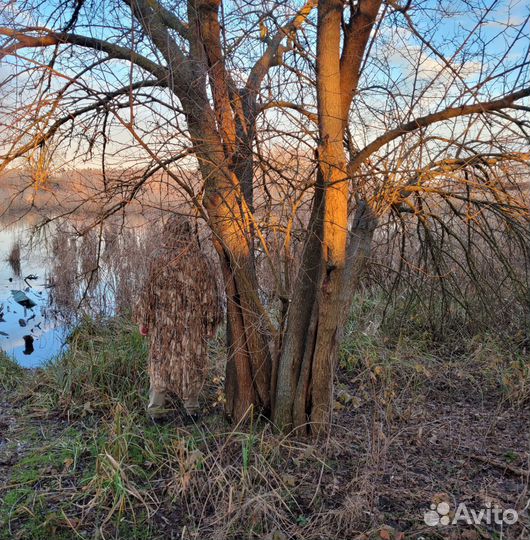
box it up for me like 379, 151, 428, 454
0, 305, 529, 539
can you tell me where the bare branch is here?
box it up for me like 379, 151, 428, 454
0, 26, 168, 80
246, 0, 317, 97
0, 80, 163, 173
340, 0, 382, 119
259, 101, 318, 123
350, 87, 530, 174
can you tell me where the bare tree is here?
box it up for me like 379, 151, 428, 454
1, 0, 529, 433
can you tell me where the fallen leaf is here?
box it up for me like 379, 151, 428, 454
281, 473, 297, 487
82, 401, 93, 415
379, 527, 392, 540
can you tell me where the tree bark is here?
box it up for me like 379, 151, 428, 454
202, 171, 273, 419
273, 193, 377, 433
200, 163, 272, 420
181, 89, 271, 419
272, 0, 381, 435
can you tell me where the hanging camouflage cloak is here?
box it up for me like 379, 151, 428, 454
136, 216, 222, 406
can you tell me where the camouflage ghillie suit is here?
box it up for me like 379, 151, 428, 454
136, 216, 222, 418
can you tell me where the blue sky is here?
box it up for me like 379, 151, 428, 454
0, 0, 528, 169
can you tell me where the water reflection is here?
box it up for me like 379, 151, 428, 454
0, 220, 66, 367
0, 214, 156, 367
7, 241, 21, 277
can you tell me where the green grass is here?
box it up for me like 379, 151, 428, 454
0, 317, 231, 538
33, 316, 149, 415
0, 427, 90, 540
0, 318, 155, 538
8, 427, 87, 486
0, 351, 26, 391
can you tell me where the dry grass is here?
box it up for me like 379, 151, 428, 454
47, 219, 163, 319
0, 312, 529, 540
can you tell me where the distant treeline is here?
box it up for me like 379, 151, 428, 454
0, 167, 198, 216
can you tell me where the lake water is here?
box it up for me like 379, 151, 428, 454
0, 214, 153, 367
0, 220, 68, 367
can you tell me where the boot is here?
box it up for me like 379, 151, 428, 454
147, 385, 168, 420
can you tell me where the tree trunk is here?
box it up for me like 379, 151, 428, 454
181, 5, 272, 421
271, 0, 380, 435
217, 246, 272, 419
203, 176, 273, 420
183, 100, 272, 421
183, 0, 381, 430
273, 199, 377, 434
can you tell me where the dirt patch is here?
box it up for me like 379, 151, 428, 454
329, 386, 530, 539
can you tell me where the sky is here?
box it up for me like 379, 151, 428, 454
0, 0, 528, 171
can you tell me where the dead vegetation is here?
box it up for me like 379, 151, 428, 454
0, 207, 528, 539
0, 303, 528, 540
